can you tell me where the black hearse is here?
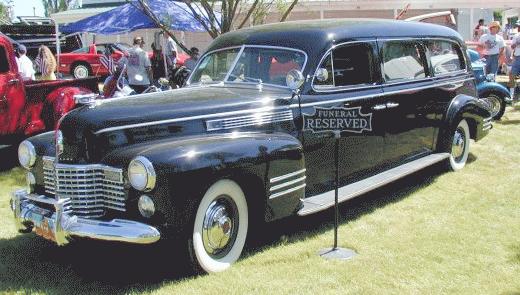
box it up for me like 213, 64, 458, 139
12, 19, 492, 273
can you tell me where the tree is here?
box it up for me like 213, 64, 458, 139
132, 0, 299, 54
41, 0, 72, 16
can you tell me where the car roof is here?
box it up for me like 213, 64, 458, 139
207, 18, 463, 54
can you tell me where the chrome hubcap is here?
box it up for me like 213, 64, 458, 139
75, 67, 88, 78
202, 195, 238, 258
486, 96, 501, 117
452, 127, 466, 161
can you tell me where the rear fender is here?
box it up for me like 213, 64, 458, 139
441, 94, 491, 147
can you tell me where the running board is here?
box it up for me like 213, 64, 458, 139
297, 153, 450, 216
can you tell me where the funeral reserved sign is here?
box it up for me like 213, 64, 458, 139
302, 106, 372, 134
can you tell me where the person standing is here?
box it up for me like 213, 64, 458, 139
120, 36, 153, 94
15, 44, 35, 81
164, 33, 178, 68
184, 47, 199, 70
474, 19, 485, 41
509, 21, 520, 99
478, 21, 505, 76
36, 45, 56, 80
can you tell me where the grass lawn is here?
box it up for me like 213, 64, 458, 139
1, 107, 520, 295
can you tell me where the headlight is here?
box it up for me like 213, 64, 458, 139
128, 156, 156, 191
138, 195, 155, 218
18, 140, 36, 169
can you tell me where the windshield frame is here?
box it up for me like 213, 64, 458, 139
186, 44, 308, 89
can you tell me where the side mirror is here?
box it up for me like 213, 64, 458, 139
315, 68, 329, 82
286, 69, 305, 92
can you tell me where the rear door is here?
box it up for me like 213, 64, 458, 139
378, 39, 436, 165
0, 39, 26, 135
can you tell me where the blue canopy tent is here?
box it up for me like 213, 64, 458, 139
60, 0, 217, 34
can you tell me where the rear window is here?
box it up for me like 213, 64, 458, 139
427, 40, 465, 75
382, 41, 427, 82
0, 46, 9, 73
314, 42, 376, 89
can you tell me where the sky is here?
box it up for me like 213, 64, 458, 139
9, 0, 45, 18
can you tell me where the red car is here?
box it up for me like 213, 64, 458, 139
0, 36, 99, 143
59, 43, 190, 79
57, 43, 130, 79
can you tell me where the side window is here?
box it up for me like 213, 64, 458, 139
427, 40, 465, 76
0, 46, 9, 73
314, 42, 376, 89
382, 41, 427, 82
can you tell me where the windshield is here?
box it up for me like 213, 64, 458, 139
189, 46, 306, 87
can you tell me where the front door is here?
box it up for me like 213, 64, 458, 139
300, 40, 387, 197
0, 40, 26, 136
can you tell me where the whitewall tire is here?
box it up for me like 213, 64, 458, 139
448, 119, 470, 171
190, 179, 248, 273
72, 64, 90, 79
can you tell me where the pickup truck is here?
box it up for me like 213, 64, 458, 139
0, 35, 98, 144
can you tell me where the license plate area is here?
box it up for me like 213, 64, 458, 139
30, 207, 57, 243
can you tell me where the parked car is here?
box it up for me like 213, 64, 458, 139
11, 19, 491, 274
0, 34, 99, 144
57, 43, 131, 79
58, 43, 190, 79
466, 49, 511, 120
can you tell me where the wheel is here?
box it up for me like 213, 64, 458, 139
485, 93, 505, 120
72, 63, 91, 79
189, 179, 248, 273
446, 119, 470, 171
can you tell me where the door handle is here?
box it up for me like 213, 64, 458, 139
386, 102, 399, 108
372, 104, 387, 110
8, 79, 19, 85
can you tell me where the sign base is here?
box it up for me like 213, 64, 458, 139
318, 247, 356, 260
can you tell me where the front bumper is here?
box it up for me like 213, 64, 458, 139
11, 189, 161, 245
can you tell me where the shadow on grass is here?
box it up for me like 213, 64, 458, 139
0, 235, 194, 294
0, 163, 451, 293
245, 163, 446, 255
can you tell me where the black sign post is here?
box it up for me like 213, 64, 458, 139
303, 106, 373, 260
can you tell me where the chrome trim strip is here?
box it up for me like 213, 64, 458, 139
482, 125, 492, 131
301, 76, 474, 108
206, 110, 293, 131
270, 176, 306, 192
269, 183, 306, 200
95, 105, 292, 134
95, 76, 473, 134
270, 168, 306, 183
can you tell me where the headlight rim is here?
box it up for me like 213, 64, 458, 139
128, 156, 156, 192
18, 140, 36, 169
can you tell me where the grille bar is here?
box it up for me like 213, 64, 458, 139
42, 156, 126, 218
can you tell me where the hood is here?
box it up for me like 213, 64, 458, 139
58, 84, 293, 162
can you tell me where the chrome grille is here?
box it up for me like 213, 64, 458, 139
206, 110, 294, 131
43, 156, 126, 218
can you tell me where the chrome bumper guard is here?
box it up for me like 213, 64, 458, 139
11, 189, 160, 245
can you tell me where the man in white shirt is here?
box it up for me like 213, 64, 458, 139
164, 34, 178, 68
478, 21, 505, 76
120, 36, 153, 94
509, 21, 520, 99
15, 45, 35, 81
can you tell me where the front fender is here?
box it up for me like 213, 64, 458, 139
477, 82, 512, 104
102, 132, 304, 231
